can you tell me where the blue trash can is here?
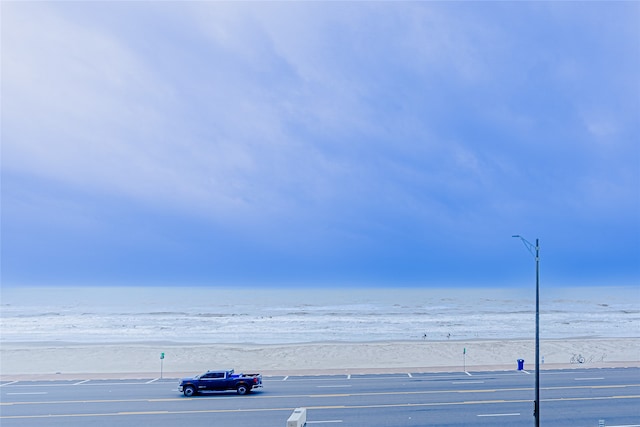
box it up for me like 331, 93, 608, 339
517, 359, 525, 370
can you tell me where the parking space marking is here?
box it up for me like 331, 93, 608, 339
0, 381, 18, 387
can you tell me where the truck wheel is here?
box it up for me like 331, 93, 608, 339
236, 384, 249, 395
183, 385, 196, 397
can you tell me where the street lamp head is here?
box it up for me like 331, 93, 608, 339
512, 235, 537, 258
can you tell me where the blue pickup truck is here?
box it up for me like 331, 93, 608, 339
178, 370, 263, 396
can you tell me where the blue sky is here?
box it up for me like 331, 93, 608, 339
2, 2, 639, 288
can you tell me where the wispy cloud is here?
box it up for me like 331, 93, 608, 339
2, 1, 638, 285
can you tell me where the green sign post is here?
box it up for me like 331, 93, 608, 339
160, 352, 165, 379
463, 348, 466, 373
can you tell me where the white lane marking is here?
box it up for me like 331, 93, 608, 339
73, 380, 90, 385
118, 410, 169, 415
307, 421, 343, 424
521, 370, 531, 374
453, 381, 485, 384
0, 381, 18, 387
146, 378, 160, 384
317, 385, 352, 388
477, 413, 521, 417
347, 374, 351, 380
407, 373, 413, 378
6, 392, 48, 395
575, 377, 604, 381
283, 376, 289, 381
8, 381, 152, 388
465, 371, 472, 376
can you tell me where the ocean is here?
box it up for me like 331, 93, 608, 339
1, 286, 638, 345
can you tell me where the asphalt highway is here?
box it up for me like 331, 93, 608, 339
1, 367, 638, 426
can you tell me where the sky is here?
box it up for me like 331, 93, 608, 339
1, 1, 639, 289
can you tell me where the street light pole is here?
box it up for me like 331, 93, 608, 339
513, 235, 540, 427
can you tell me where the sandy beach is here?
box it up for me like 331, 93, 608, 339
1, 337, 638, 380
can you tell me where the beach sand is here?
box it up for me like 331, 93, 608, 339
1, 338, 638, 380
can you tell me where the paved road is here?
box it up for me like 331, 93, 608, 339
1, 367, 638, 426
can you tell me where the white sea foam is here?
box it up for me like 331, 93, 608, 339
1, 286, 638, 344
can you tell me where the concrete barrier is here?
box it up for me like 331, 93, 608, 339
286, 407, 307, 427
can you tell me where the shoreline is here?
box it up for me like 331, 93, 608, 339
4, 334, 635, 347
1, 337, 638, 380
